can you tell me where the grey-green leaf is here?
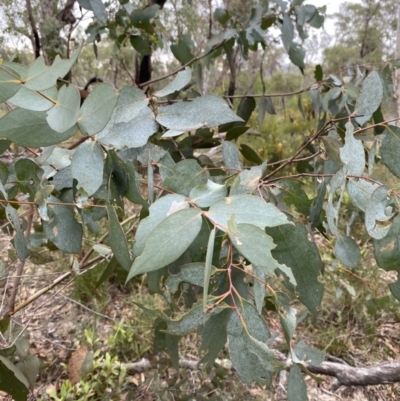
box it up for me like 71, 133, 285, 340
0, 355, 29, 401
156, 94, 243, 130
287, 364, 308, 401
6, 205, 29, 262
8, 85, 57, 111
265, 222, 324, 315
381, 126, 400, 178
223, 141, 241, 172
78, 84, 118, 135
190, 180, 227, 208
373, 216, 400, 272
335, 235, 360, 268
229, 223, 296, 285
165, 262, 216, 293
43, 195, 83, 254
133, 194, 190, 258
230, 165, 263, 195
204, 228, 216, 313
355, 71, 383, 124
0, 65, 22, 102
25, 45, 82, 91
206, 194, 291, 231
339, 122, 365, 175
347, 178, 379, 212
164, 159, 208, 196
127, 208, 203, 279
0, 109, 77, 147
154, 67, 192, 97
99, 107, 158, 149
47, 85, 80, 132
365, 185, 395, 240
71, 141, 104, 196
107, 205, 131, 271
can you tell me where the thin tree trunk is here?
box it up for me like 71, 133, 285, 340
395, 2, 400, 124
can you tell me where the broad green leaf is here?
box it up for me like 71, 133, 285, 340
71, 141, 104, 196
293, 339, 326, 365
98, 86, 149, 133
225, 125, 250, 141
223, 141, 241, 171
206, 194, 291, 231
127, 208, 203, 279
161, 129, 185, 138
46, 85, 80, 132
373, 216, 400, 299
16, 355, 39, 390
199, 309, 230, 365
214, 8, 230, 24
240, 144, 263, 165
171, 35, 195, 64
237, 97, 256, 123
230, 165, 263, 195
0, 355, 29, 401
164, 159, 208, 196
77, 0, 107, 23
99, 107, 158, 149
321, 136, 342, 166
190, 180, 227, 207
165, 262, 216, 293
281, 13, 294, 51
339, 122, 365, 175
156, 94, 243, 130
131, 5, 159, 34
314, 64, 323, 81
78, 83, 118, 135
133, 194, 189, 257
381, 126, 400, 178
166, 302, 222, 336
123, 161, 149, 209
6, 206, 29, 262
276, 292, 296, 345
253, 265, 266, 313
229, 223, 296, 284
326, 168, 347, 236
42, 195, 83, 254
8, 86, 57, 111
265, 222, 324, 315
374, 216, 400, 272
0, 109, 77, 147
154, 67, 192, 97
275, 179, 312, 215
288, 44, 305, 71
287, 364, 308, 401
130, 35, 151, 55
227, 301, 276, 383
15, 159, 41, 201
203, 228, 216, 313
0, 65, 22, 102
365, 185, 395, 240
335, 235, 360, 268
107, 205, 131, 271
25, 45, 83, 91
355, 71, 383, 124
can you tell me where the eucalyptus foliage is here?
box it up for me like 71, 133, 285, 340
0, 0, 399, 399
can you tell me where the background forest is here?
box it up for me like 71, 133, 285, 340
1, 0, 400, 400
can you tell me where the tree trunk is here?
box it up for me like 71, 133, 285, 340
395, 2, 400, 124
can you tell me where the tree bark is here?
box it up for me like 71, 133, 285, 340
395, 2, 400, 124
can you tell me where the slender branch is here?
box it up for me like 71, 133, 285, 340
138, 42, 225, 88
1, 206, 34, 317
266, 173, 383, 186
67, 136, 89, 150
